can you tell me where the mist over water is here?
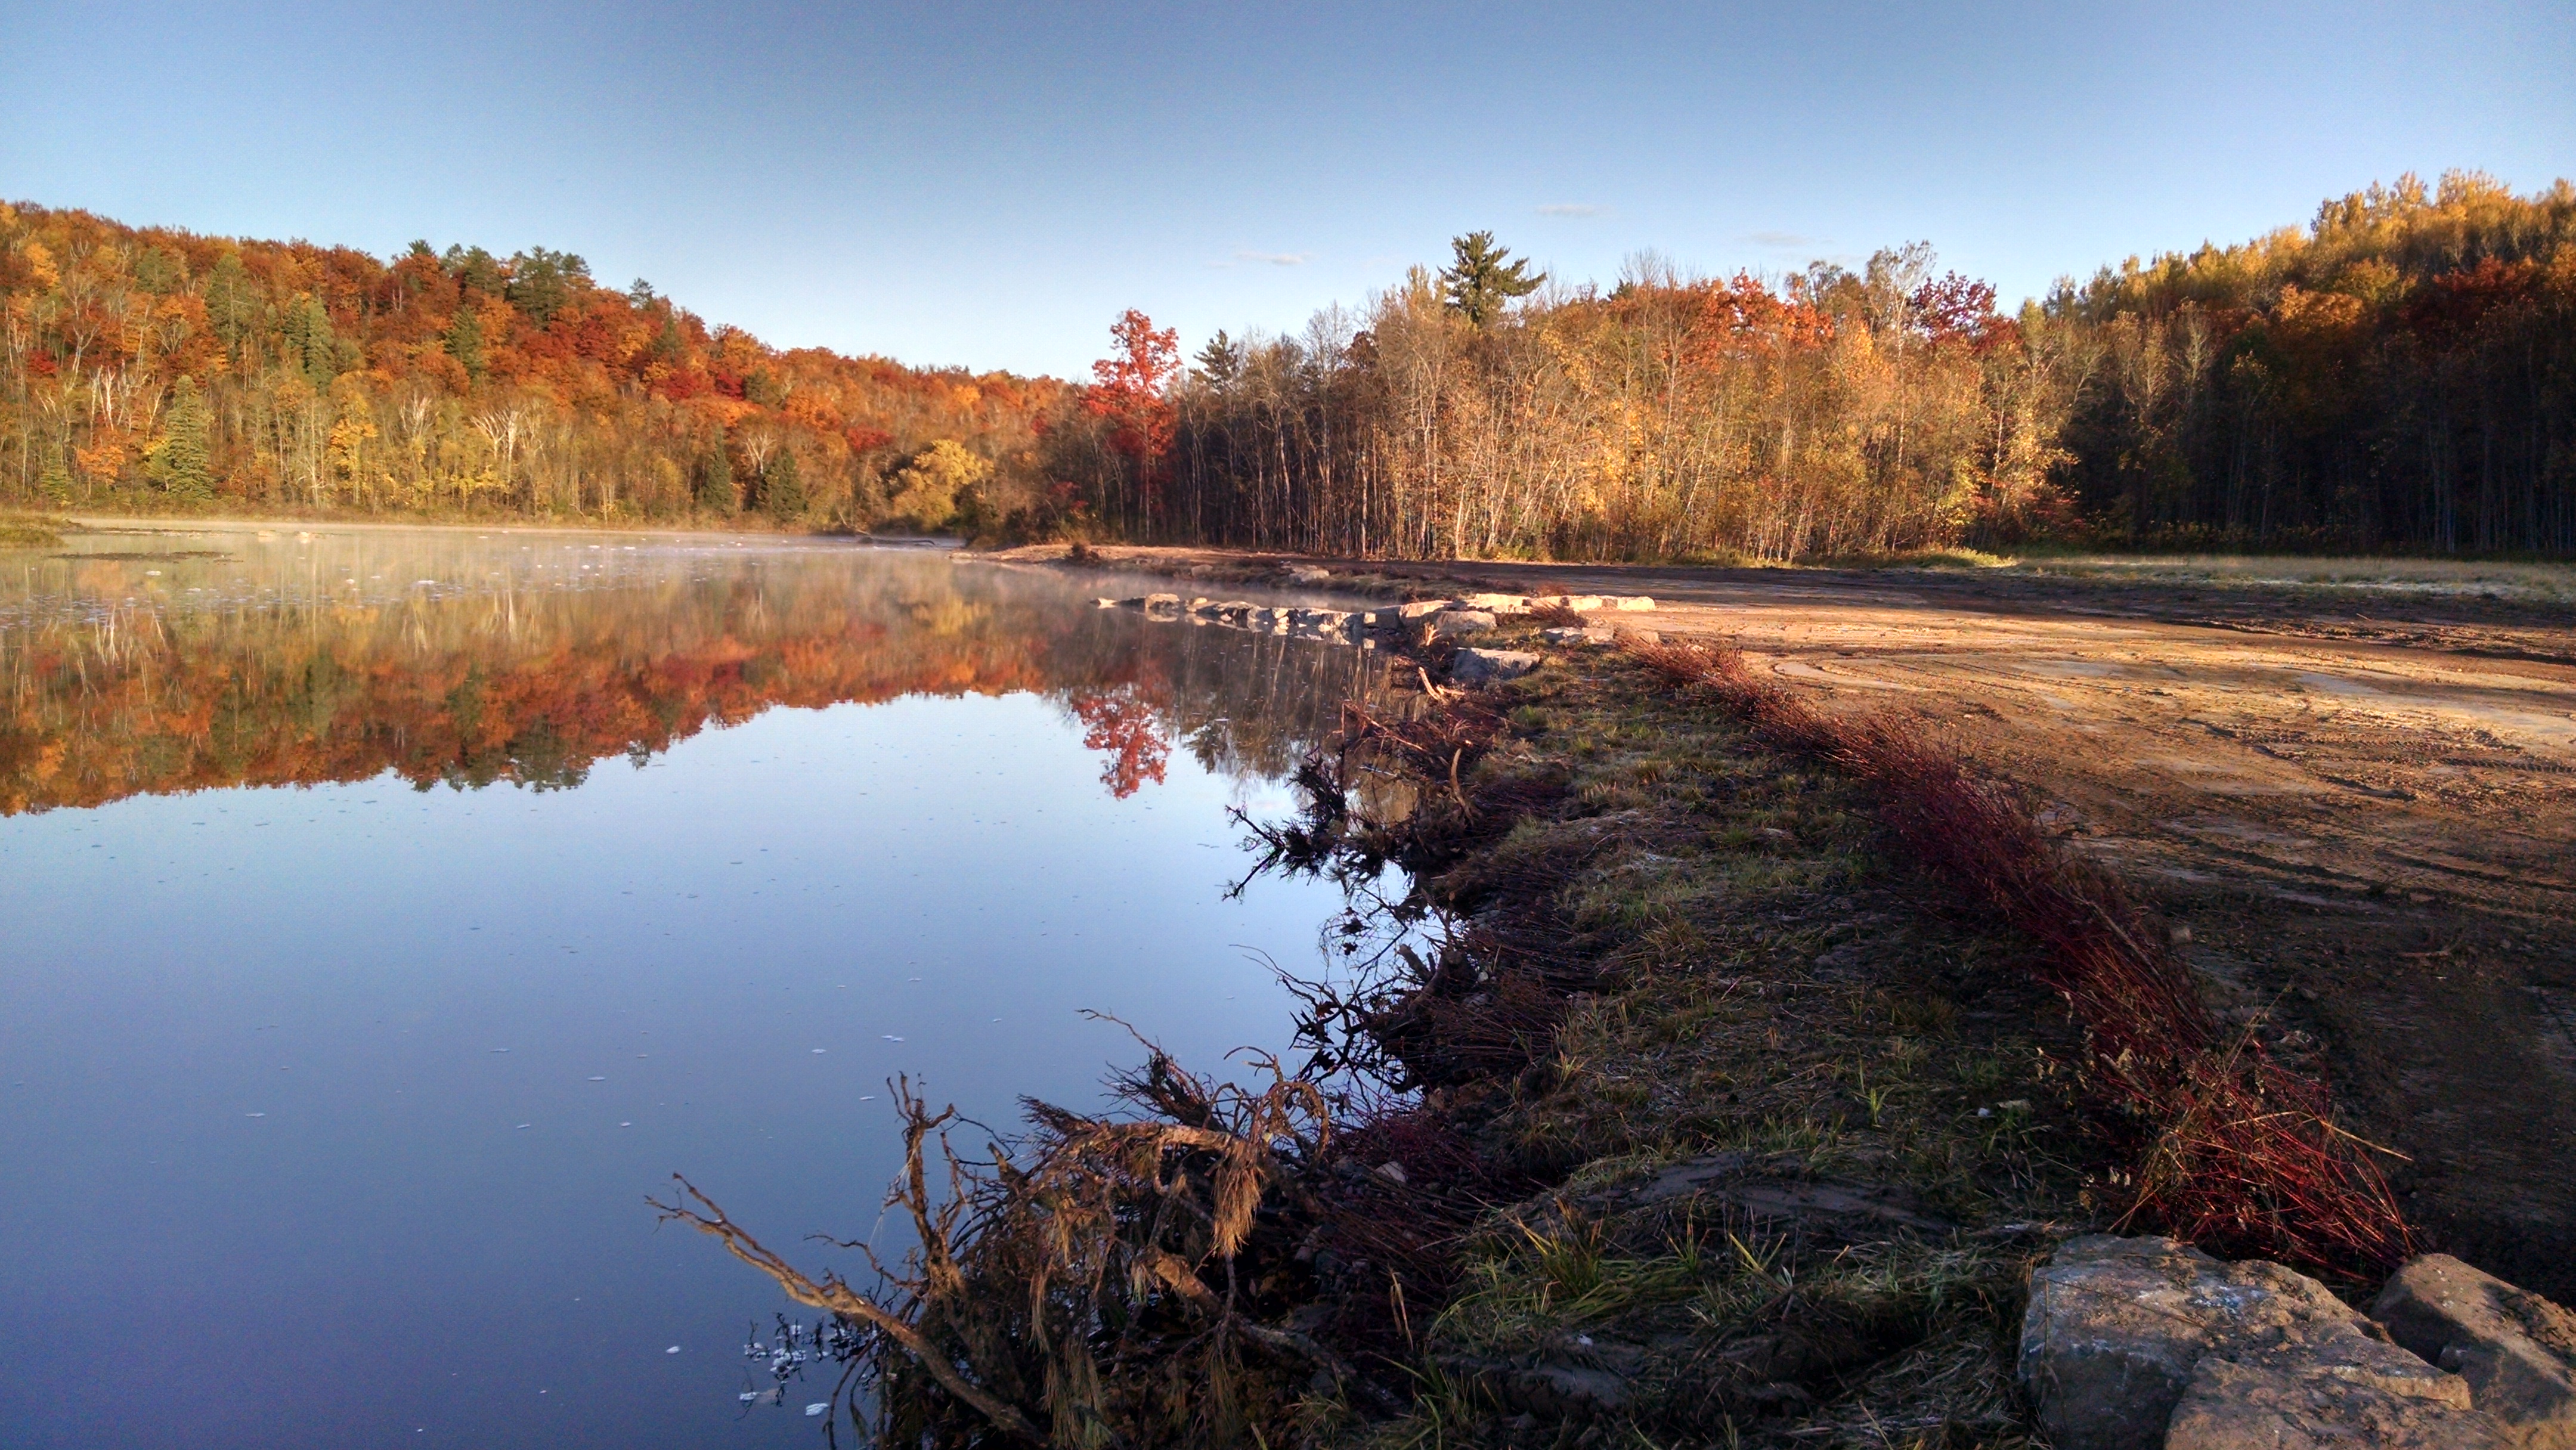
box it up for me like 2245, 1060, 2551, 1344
0, 524, 1380, 1448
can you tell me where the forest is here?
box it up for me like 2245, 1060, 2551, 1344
3, 171, 2569, 557
0, 201, 1070, 528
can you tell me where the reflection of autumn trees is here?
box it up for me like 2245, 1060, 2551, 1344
0, 548, 1398, 814
1068, 676, 1171, 799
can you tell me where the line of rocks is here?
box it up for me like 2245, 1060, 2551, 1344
2024, 1235, 2576, 1449
1091, 589, 1661, 686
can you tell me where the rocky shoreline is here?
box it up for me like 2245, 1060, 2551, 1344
1089, 584, 1662, 684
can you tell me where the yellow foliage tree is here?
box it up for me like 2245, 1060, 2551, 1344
884, 439, 992, 530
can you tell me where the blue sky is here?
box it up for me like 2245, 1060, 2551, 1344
3, 1, 2566, 377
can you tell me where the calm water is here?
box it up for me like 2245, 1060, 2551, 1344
0, 524, 1383, 1448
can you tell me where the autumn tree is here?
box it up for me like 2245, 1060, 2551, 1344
0, 202, 1065, 522
886, 439, 991, 529
1081, 309, 1181, 531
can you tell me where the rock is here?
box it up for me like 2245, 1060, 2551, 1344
1143, 593, 1181, 613
2021, 1235, 2476, 1450
1555, 1151, 1951, 1248
1540, 626, 1604, 645
2373, 1254, 2576, 1448
1451, 648, 1540, 685
1532, 594, 1606, 612
2166, 1353, 2499, 1449
1094, 597, 1119, 608
1287, 565, 1331, 584
1459, 591, 1530, 612
1606, 595, 1657, 611
1430, 609, 1497, 637
1397, 599, 1456, 619
1442, 1340, 1644, 1420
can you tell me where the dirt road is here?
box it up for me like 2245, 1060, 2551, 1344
1019, 544, 2576, 1294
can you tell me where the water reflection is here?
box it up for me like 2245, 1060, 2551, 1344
0, 526, 1389, 813
0, 523, 1402, 1450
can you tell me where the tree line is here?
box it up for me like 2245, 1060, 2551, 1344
0, 202, 1070, 528
6, 172, 2569, 556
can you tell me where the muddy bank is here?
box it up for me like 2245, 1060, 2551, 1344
991, 541, 2576, 1305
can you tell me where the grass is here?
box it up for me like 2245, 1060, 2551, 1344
1623, 637, 2410, 1280
1305, 641, 2103, 1446
0, 512, 69, 549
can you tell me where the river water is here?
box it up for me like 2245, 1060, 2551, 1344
0, 523, 1379, 1448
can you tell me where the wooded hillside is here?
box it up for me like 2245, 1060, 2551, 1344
7, 172, 2568, 556
0, 202, 1069, 526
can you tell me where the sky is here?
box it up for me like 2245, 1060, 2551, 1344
2, 0, 2567, 378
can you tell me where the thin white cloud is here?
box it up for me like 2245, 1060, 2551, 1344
1536, 203, 1603, 218
1745, 230, 1820, 249
1235, 249, 1312, 266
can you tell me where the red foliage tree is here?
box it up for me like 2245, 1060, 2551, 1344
1082, 309, 1181, 522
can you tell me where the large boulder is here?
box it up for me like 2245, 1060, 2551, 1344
1450, 648, 1540, 686
2166, 1352, 2496, 1449
2373, 1254, 2576, 1448
1396, 599, 1455, 619
1431, 609, 1497, 637
2021, 1235, 2481, 1450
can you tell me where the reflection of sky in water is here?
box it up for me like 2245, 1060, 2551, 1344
0, 527, 1371, 1448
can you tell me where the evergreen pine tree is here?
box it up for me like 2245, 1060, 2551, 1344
284, 296, 341, 388
205, 253, 254, 360
39, 445, 73, 504
144, 377, 215, 503
444, 308, 485, 382
696, 440, 737, 515
761, 448, 805, 519
1439, 231, 1546, 326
